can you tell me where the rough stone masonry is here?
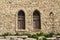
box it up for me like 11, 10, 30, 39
0, 0, 60, 34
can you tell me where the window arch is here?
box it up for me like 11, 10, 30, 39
49, 12, 54, 17
49, 12, 54, 20
18, 10, 25, 29
33, 10, 41, 29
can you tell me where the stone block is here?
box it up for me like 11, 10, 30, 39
38, 37, 43, 40
56, 36, 60, 40
46, 37, 56, 40
6, 36, 28, 40
0, 38, 6, 40
25, 38, 36, 40
16, 38, 23, 40
6, 36, 17, 40
0, 36, 5, 39
18, 36, 28, 39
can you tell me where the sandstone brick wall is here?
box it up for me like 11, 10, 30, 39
0, 0, 60, 34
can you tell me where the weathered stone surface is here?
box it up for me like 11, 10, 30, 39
56, 36, 60, 40
0, 39, 6, 40
46, 37, 56, 40
6, 36, 17, 40
6, 36, 28, 40
38, 37, 43, 40
0, 0, 60, 34
0, 36, 5, 39
16, 38, 23, 40
25, 38, 36, 40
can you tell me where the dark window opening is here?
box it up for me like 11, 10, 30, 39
33, 10, 41, 29
18, 10, 25, 29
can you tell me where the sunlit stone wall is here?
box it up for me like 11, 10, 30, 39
0, 0, 60, 34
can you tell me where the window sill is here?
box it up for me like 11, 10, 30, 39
33, 29, 41, 32
16, 29, 27, 32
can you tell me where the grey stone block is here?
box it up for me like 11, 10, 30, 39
38, 37, 43, 40
0, 36, 5, 39
46, 37, 56, 40
0, 39, 7, 40
16, 38, 23, 40
6, 36, 17, 40
18, 36, 28, 39
25, 38, 36, 40
6, 36, 28, 40
56, 36, 60, 40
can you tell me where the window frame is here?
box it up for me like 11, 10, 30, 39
16, 10, 26, 31
33, 10, 41, 30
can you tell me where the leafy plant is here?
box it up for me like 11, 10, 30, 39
43, 36, 47, 40
0, 32, 59, 40
1, 33, 11, 36
31, 34, 38, 39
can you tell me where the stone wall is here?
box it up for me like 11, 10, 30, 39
0, 0, 60, 34
0, 36, 59, 40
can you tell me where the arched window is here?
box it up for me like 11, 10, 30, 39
18, 10, 25, 29
33, 10, 41, 29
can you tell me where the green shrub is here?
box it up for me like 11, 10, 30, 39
1, 33, 12, 36
43, 37, 47, 40
36, 32, 54, 38
23, 33, 32, 37
56, 33, 60, 35
0, 32, 56, 40
14, 33, 20, 36
31, 34, 38, 39
36, 32, 43, 36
